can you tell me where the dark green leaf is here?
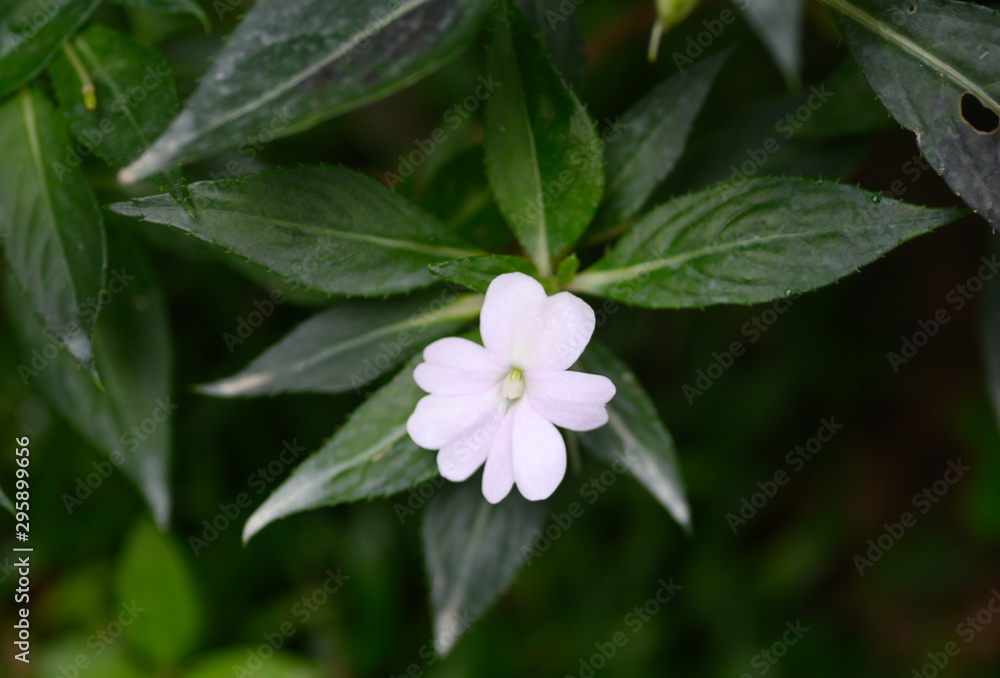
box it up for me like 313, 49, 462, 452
422, 478, 546, 656
6, 232, 173, 527
110, 166, 481, 297
422, 147, 513, 252
515, 0, 586, 88
577, 341, 689, 528
0, 88, 105, 375
737, 0, 803, 86
48, 24, 187, 201
0, 0, 103, 99
590, 49, 728, 234
823, 0, 1000, 227
200, 291, 481, 397
185, 649, 321, 678
430, 255, 537, 294
484, 0, 604, 275
119, 0, 494, 182
243, 359, 438, 543
0, 484, 11, 514
116, 520, 201, 666
570, 177, 964, 308
110, 0, 210, 30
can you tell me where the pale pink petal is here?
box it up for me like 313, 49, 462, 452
479, 273, 548, 362
511, 404, 566, 501
406, 390, 501, 450
414, 337, 506, 395
525, 370, 615, 431
482, 414, 515, 504
479, 272, 596, 371
436, 409, 504, 481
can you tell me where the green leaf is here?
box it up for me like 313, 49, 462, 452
514, 0, 586, 88
110, 166, 481, 297
590, 49, 728, 235
422, 478, 546, 656
981, 241, 1000, 430
200, 291, 481, 397
6, 232, 173, 528
48, 25, 187, 201
116, 520, 201, 666
822, 0, 1000, 228
484, 0, 604, 276
576, 341, 689, 528
242, 359, 438, 543
737, 0, 803, 86
119, 0, 495, 182
185, 648, 321, 678
0, 88, 105, 376
0, 0, 103, 99
109, 0, 210, 30
430, 255, 538, 294
0, 484, 12, 514
569, 177, 965, 308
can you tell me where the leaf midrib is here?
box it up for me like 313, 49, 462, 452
820, 0, 1000, 113
570, 216, 939, 290
139, 203, 481, 260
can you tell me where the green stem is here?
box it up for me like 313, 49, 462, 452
60, 40, 97, 112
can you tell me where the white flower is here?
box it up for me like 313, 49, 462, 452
406, 272, 616, 503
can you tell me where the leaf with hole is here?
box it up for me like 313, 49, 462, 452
577, 341, 689, 528
569, 177, 965, 308
0, 88, 105, 377
422, 478, 546, 656
48, 24, 186, 202
200, 291, 481, 397
110, 166, 481, 297
822, 0, 1000, 227
242, 359, 439, 543
120, 0, 494, 182
484, 0, 604, 275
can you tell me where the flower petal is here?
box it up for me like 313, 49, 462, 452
414, 337, 507, 396
511, 404, 566, 501
479, 272, 596, 371
482, 414, 515, 504
406, 390, 501, 450
526, 369, 616, 431
437, 410, 504, 481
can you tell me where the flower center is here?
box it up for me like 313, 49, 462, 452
500, 368, 525, 400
